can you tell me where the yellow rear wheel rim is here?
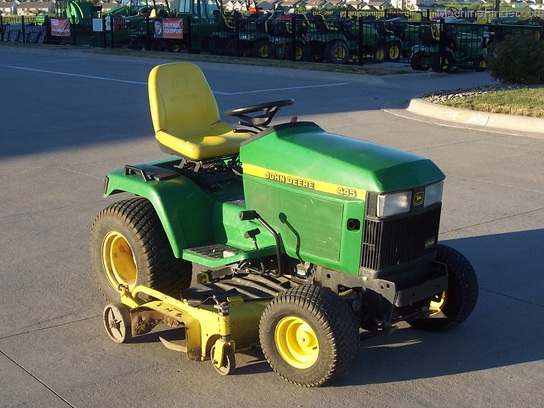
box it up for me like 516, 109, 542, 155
275, 316, 319, 369
102, 231, 137, 290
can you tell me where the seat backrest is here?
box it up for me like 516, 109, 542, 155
312, 14, 328, 34
419, 24, 437, 46
148, 62, 221, 146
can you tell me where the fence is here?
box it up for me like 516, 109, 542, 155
0, 15, 48, 43
2, 12, 543, 69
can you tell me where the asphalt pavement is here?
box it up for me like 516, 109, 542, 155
1, 46, 543, 408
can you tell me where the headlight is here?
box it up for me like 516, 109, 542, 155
424, 181, 444, 207
377, 191, 412, 218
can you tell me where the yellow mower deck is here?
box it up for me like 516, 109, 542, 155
103, 273, 282, 374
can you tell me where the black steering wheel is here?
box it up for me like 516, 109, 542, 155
224, 99, 294, 129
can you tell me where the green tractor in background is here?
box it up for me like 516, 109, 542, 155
410, 20, 486, 73
91, 62, 479, 386
267, 13, 310, 61
122, 0, 221, 52
208, 1, 276, 57
304, 13, 404, 64
82, 0, 222, 52
237, 10, 277, 58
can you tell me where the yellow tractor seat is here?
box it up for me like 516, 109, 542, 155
148, 62, 252, 161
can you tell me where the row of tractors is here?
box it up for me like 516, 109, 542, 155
61, 0, 409, 64
218, 12, 541, 71
57, 0, 542, 72
210, 10, 408, 64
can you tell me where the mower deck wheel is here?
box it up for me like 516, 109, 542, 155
211, 344, 236, 375
103, 303, 132, 344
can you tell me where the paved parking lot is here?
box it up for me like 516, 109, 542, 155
1, 46, 543, 407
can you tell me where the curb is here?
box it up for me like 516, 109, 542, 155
407, 98, 544, 135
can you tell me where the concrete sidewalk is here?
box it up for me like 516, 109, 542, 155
405, 97, 544, 136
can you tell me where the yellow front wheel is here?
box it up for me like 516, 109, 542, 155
259, 285, 359, 387
275, 316, 319, 369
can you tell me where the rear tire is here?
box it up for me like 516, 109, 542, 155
410, 51, 430, 71
225, 37, 238, 56
386, 41, 401, 61
259, 285, 358, 387
407, 244, 478, 332
252, 39, 270, 58
325, 40, 349, 64
90, 197, 192, 303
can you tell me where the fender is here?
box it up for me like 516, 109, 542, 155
104, 158, 214, 258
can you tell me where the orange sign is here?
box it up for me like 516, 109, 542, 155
154, 18, 183, 40
50, 18, 70, 37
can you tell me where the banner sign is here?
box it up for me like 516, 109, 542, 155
50, 18, 70, 37
92, 18, 125, 32
154, 18, 183, 39
92, 18, 104, 32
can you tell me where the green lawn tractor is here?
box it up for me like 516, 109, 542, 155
331, 16, 403, 64
208, 9, 239, 55
108, 0, 220, 53
267, 13, 309, 61
411, 22, 486, 72
301, 13, 352, 64
384, 16, 425, 59
237, 11, 277, 58
91, 62, 479, 387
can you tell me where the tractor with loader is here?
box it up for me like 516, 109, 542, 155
90, 62, 479, 386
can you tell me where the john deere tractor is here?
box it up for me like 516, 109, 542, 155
91, 62, 478, 387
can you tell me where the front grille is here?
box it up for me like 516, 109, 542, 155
361, 206, 441, 271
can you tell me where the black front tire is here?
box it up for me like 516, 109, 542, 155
431, 53, 453, 73
373, 45, 386, 63
285, 42, 304, 61
408, 244, 478, 332
474, 56, 487, 72
259, 285, 359, 387
90, 197, 192, 303
252, 39, 270, 58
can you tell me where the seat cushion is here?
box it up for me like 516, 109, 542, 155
156, 121, 251, 160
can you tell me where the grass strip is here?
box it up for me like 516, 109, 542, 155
443, 87, 544, 118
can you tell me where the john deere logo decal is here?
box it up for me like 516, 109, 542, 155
414, 191, 424, 206
243, 163, 367, 199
